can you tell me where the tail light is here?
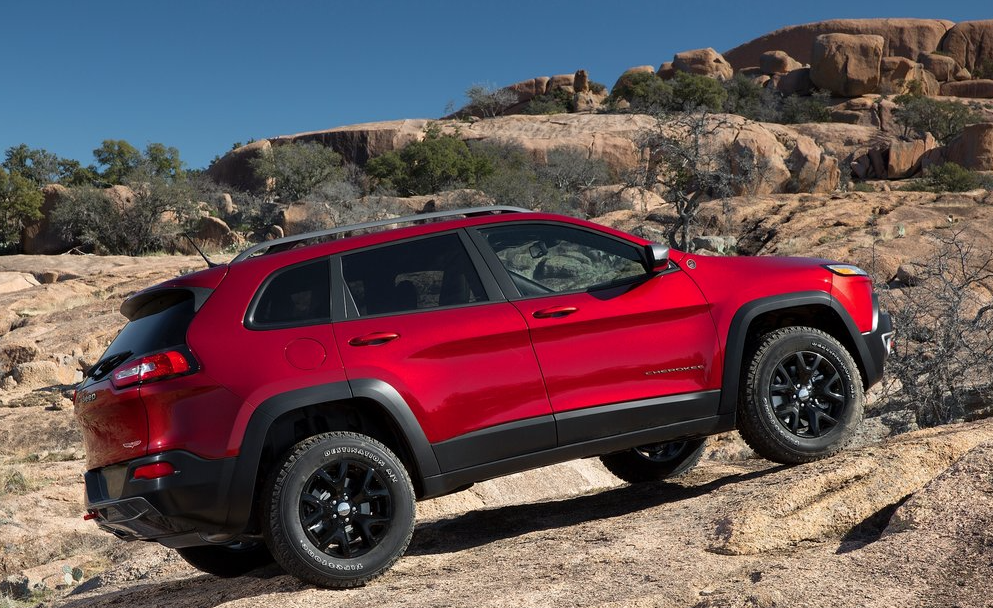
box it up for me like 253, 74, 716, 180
111, 350, 195, 389
132, 462, 175, 480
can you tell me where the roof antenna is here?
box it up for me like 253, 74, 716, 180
182, 233, 220, 268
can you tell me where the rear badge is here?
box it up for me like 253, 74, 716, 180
122, 440, 141, 449
79, 391, 96, 403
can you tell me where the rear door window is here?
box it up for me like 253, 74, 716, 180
341, 233, 487, 317
248, 258, 331, 328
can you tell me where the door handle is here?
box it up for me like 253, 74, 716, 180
532, 306, 578, 319
348, 332, 400, 346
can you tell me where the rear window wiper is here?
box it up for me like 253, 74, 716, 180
87, 351, 133, 380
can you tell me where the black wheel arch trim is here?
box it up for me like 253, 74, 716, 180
221, 378, 439, 534
720, 291, 884, 417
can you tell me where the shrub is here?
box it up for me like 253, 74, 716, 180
881, 231, 993, 426
780, 91, 833, 124
670, 71, 728, 112
522, 89, 573, 115
901, 162, 993, 193
249, 141, 343, 203
722, 74, 781, 122
0, 167, 43, 251
588, 81, 607, 94
609, 71, 674, 112
893, 95, 982, 144
367, 125, 492, 196
464, 84, 518, 118
973, 59, 993, 80
472, 142, 562, 211
53, 172, 197, 255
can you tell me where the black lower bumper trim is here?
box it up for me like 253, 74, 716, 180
85, 451, 239, 541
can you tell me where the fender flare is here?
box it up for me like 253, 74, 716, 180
719, 291, 873, 416
220, 379, 439, 533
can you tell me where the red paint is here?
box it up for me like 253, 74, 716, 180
285, 338, 327, 370
335, 303, 549, 443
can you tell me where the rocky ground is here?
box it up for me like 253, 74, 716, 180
1, 194, 992, 607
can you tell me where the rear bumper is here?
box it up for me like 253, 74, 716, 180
84, 450, 239, 542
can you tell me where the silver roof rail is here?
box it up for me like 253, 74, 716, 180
231, 205, 532, 263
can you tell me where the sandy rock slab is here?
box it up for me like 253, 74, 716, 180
708, 420, 993, 555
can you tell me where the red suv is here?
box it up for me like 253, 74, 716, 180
74, 206, 893, 587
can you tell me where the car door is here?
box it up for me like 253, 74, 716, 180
331, 231, 554, 472
471, 222, 722, 444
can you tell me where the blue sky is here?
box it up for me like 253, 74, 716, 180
1, 1, 989, 170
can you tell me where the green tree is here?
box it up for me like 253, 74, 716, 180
250, 141, 344, 202
366, 126, 492, 196
93, 140, 143, 184
2, 144, 98, 186
893, 95, 982, 144
472, 142, 564, 211
3, 144, 61, 186
670, 72, 728, 112
0, 167, 45, 249
144, 143, 184, 180
609, 71, 674, 112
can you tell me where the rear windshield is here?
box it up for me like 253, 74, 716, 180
88, 293, 195, 380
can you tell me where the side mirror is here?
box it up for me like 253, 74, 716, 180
645, 243, 670, 273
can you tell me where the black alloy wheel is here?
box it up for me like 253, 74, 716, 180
767, 351, 846, 438
299, 459, 393, 559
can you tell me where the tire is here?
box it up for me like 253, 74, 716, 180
175, 541, 274, 578
738, 326, 864, 465
262, 432, 415, 588
600, 438, 707, 483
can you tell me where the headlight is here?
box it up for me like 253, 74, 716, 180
824, 264, 868, 277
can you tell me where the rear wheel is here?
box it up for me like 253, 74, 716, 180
738, 326, 864, 464
600, 439, 706, 483
262, 432, 415, 588
175, 541, 273, 578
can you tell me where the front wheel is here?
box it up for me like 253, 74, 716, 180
600, 439, 707, 483
737, 326, 864, 464
262, 432, 415, 588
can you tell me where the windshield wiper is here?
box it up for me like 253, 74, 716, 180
87, 351, 133, 380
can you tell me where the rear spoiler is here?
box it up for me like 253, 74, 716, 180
120, 287, 215, 321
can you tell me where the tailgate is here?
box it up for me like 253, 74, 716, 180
75, 378, 148, 469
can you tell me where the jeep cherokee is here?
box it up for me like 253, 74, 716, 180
74, 206, 893, 587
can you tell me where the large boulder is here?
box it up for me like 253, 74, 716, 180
918, 52, 961, 81
759, 50, 802, 75
776, 67, 812, 96
271, 119, 430, 167
810, 34, 885, 97
944, 122, 993, 170
611, 65, 657, 94
886, 138, 930, 178
879, 56, 939, 96
939, 20, 993, 73
507, 77, 551, 102
939, 79, 993, 98
672, 48, 734, 80
0, 273, 40, 295
205, 139, 272, 192
724, 19, 954, 70
20, 185, 75, 255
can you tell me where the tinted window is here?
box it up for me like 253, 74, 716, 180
251, 258, 331, 327
342, 234, 487, 317
479, 224, 646, 294
89, 294, 195, 380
